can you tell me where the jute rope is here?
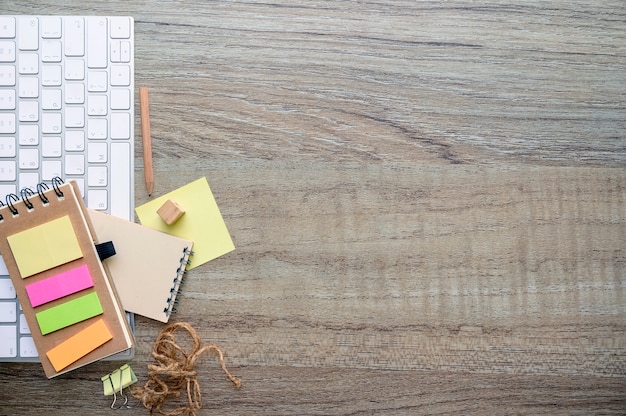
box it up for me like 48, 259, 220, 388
132, 322, 241, 416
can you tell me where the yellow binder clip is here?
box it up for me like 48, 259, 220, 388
101, 364, 137, 409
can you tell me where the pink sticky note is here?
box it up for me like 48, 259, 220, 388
25, 264, 94, 307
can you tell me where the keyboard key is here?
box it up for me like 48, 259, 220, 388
0, 41, 15, 62
87, 94, 107, 116
19, 314, 30, 334
120, 41, 131, 62
87, 71, 107, 92
42, 136, 62, 157
18, 124, 38, 144
0, 326, 16, 357
0, 136, 16, 156
110, 17, 131, 39
88, 165, 108, 187
0, 89, 15, 109
18, 53, 38, 74
0, 17, 16, 39
0, 280, 16, 299
65, 59, 85, 80
64, 17, 84, 56
65, 106, 85, 127
110, 89, 130, 110
42, 64, 62, 86
41, 39, 62, 62
0, 113, 16, 132
88, 189, 108, 210
42, 112, 62, 133
0, 161, 16, 181
18, 148, 39, 169
65, 154, 84, 175
0, 302, 16, 322
0, 185, 15, 198
41, 17, 62, 39
64, 130, 85, 151
17, 17, 38, 51
42, 160, 62, 180
110, 41, 122, 63
111, 113, 130, 139
0, 64, 16, 86
18, 76, 38, 98
20, 336, 37, 357
41, 88, 62, 109
110, 142, 131, 219
110, 65, 130, 86
65, 83, 85, 103
88, 142, 107, 163
18, 100, 38, 121
88, 118, 107, 139
18, 172, 39, 190
87, 17, 108, 69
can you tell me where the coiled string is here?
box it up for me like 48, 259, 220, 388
131, 322, 241, 416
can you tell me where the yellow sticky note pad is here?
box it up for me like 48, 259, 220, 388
46, 318, 113, 372
135, 177, 235, 269
7, 215, 82, 278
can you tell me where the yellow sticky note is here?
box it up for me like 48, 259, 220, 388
135, 177, 235, 269
46, 318, 113, 372
101, 364, 137, 396
7, 215, 83, 278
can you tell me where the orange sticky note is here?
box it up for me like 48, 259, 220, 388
46, 319, 112, 372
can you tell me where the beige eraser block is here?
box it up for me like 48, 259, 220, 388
157, 199, 185, 225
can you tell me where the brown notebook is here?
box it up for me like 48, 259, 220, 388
0, 180, 134, 378
89, 209, 193, 323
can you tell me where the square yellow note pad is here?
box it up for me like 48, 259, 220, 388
135, 177, 234, 269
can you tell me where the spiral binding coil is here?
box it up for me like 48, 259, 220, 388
0, 177, 65, 221
163, 247, 193, 317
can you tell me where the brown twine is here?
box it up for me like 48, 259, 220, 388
131, 322, 241, 416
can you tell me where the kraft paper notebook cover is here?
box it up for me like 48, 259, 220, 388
88, 209, 193, 323
0, 180, 134, 378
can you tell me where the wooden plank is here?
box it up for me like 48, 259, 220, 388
0, 1, 624, 413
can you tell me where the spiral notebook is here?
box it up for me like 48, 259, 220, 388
0, 180, 134, 378
88, 209, 193, 323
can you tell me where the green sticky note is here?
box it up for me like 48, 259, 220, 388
7, 215, 83, 278
35, 292, 103, 335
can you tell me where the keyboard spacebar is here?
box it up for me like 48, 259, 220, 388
110, 142, 132, 220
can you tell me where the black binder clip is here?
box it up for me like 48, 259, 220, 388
96, 241, 116, 261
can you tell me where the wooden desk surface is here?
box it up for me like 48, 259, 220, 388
1, 2, 625, 414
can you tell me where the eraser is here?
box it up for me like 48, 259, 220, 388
157, 199, 185, 225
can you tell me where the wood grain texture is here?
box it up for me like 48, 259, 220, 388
1, 1, 625, 414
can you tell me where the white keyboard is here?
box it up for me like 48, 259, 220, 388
0, 16, 135, 361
